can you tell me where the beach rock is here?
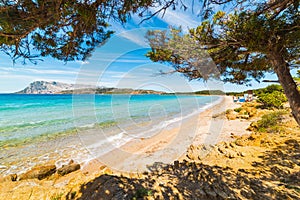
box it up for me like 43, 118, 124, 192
238, 114, 250, 119
229, 142, 235, 148
0, 165, 7, 169
174, 160, 180, 169
218, 146, 226, 154
57, 163, 80, 176
10, 173, 17, 181
239, 152, 246, 157
247, 121, 258, 131
226, 151, 237, 159
0, 174, 17, 182
226, 110, 237, 120
235, 139, 247, 147
19, 165, 56, 180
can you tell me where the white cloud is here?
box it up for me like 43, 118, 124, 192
76, 60, 90, 65
90, 58, 149, 63
157, 9, 199, 31
119, 29, 149, 47
0, 66, 78, 75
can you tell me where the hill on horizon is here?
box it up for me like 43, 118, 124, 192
16, 81, 166, 95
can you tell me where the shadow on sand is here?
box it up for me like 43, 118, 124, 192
69, 138, 299, 200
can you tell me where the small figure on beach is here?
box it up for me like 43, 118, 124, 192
233, 96, 238, 102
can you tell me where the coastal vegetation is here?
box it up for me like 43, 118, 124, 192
255, 85, 288, 109
256, 110, 287, 133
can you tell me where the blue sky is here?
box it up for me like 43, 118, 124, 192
0, 2, 280, 93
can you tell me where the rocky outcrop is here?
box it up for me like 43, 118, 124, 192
57, 160, 80, 176
19, 165, 56, 180
0, 174, 17, 182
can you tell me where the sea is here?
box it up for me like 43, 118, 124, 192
0, 94, 221, 174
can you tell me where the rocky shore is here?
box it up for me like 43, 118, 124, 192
0, 160, 80, 182
0, 98, 299, 199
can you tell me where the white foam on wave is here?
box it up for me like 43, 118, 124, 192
81, 96, 224, 161
199, 96, 223, 111
135, 96, 224, 139
85, 131, 132, 159
39, 96, 224, 171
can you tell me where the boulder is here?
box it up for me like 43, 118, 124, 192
19, 165, 56, 180
226, 109, 237, 120
57, 163, 80, 176
0, 174, 17, 182
235, 139, 247, 147
174, 160, 180, 169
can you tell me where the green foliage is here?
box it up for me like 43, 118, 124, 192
258, 91, 288, 109
0, 0, 174, 63
234, 107, 242, 113
254, 84, 284, 96
0, 0, 298, 64
194, 90, 225, 95
255, 84, 287, 109
133, 187, 152, 199
226, 92, 244, 96
145, 1, 300, 125
50, 193, 64, 200
147, 4, 300, 85
264, 84, 284, 93
256, 111, 287, 133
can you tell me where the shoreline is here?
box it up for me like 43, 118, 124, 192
81, 96, 251, 173
0, 95, 224, 176
0, 96, 268, 199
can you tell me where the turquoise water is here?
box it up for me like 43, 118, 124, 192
0, 94, 222, 174
0, 94, 220, 147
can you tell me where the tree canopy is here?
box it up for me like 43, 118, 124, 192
146, 0, 300, 125
147, 1, 299, 84
0, 0, 296, 63
0, 0, 178, 63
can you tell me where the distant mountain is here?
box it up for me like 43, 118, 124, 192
16, 81, 75, 94
16, 81, 165, 94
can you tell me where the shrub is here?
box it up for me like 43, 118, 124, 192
234, 107, 242, 113
133, 187, 152, 199
256, 111, 286, 132
50, 193, 64, 200
258, 91, 287, 109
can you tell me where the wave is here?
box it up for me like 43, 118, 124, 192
83, 96, 223, 157
0, 95, 222, 149
0, 118, 74, 133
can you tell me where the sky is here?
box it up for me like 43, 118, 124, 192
0, 1, 281, 93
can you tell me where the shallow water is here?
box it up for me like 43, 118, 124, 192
0, 94, 221, 175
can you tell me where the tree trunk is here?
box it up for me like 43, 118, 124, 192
270, 53, 300, 126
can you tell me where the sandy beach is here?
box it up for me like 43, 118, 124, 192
81, 96, 252, 173
1, 95, 242, 176
1, 95, 299, 199
0, 95, 254, 199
